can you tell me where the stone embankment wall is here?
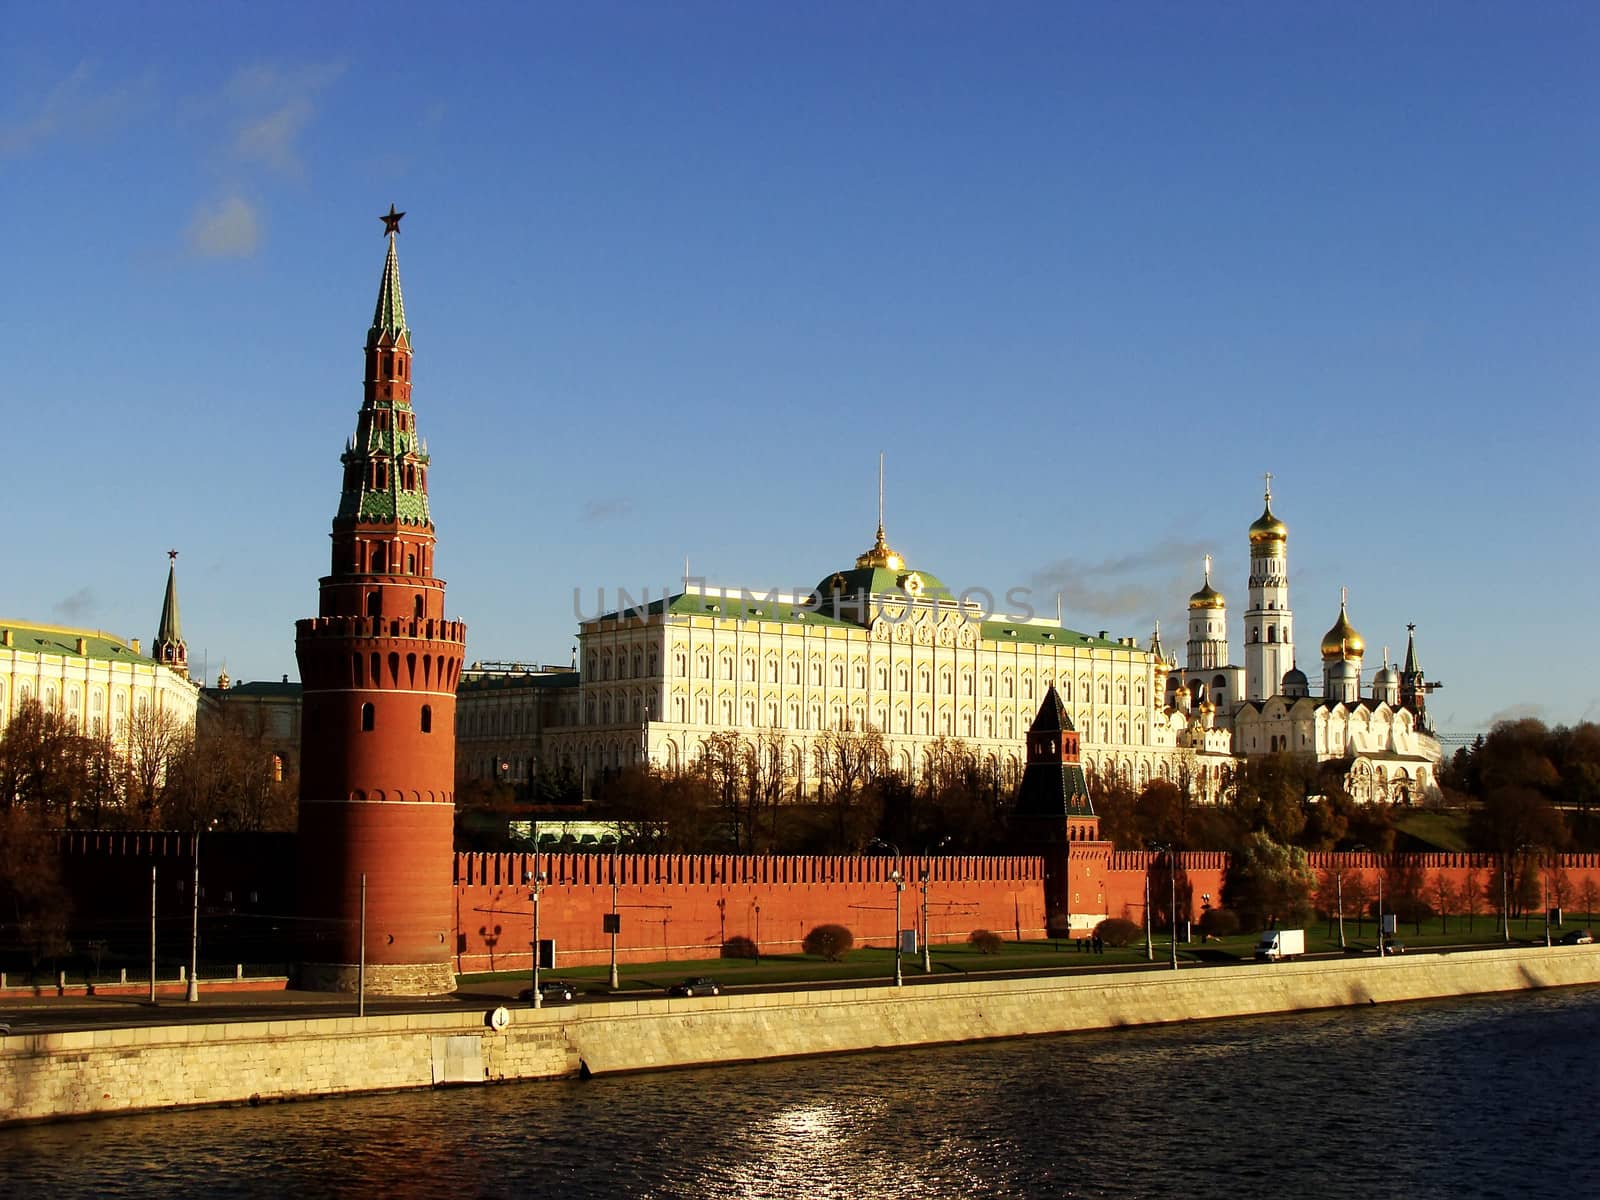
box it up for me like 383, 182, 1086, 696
6, 946, 1598, 1128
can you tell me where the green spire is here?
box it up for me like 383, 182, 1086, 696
368, 215, 408, 348
153, 551, 187, 668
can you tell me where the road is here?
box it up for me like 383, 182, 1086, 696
0, 941, 1513, 1036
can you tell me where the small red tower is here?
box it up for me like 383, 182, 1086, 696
1012, 685, 1110, 938
295, 207, 466, 994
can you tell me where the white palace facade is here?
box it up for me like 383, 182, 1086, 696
539, 520, 1213, 797
455, 480, 1443, 807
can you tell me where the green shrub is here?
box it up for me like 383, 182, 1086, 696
721, 936, 758, 959
968, 929, 1003, 954
1198, 908, 1240, 939
1094, 917, 1141, 947
802, 924, 855, 961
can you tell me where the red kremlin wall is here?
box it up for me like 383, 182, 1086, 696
50, 837, 1600, 977
451, 850, 1600, 973
453, 853, 1046, 973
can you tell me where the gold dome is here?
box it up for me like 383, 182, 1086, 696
1188, 555, 1224, 609
1249, 500, 1288, 545
855, 524, 905, 572
1188, 581, 1225, 610
1320, 600, 1365, 661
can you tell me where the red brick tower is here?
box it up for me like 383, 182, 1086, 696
295, 207, 466, 994
1012, 685, 1111, 937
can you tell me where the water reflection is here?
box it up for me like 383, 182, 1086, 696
3, 989, 1598, 1199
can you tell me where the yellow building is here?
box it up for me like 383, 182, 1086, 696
0, 559, 200, 752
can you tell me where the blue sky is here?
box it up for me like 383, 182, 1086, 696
4, 2, 1596, 738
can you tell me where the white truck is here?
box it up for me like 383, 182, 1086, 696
1254, 928, 1305, 962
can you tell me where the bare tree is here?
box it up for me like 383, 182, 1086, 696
1431, 872, 1459, 935
1578, 876, 1600, 923
813, 722, 888, 851
697, 731, 749, 850
1462, 865, 1483, 931
122, 703, 193, 828
747, 728, 792, 850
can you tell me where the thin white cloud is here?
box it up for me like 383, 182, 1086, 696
186, 195, 262, 258
0, 61, 153, 157
222, 62, 343, 177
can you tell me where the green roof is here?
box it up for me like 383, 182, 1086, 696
0, 620, 157, 666
593, 592, 856, 629
815, 565, 955, 603
210, 680, 303, 699
980, 622, 1129, 651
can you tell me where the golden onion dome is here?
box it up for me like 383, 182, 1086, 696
854, 524, 905, 572
1188, 556, 1224, 609
1188, 581, 1225, 610
1249, 500, 1288, 545
1320, 601, 1365, 661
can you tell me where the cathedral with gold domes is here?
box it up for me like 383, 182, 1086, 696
1160, 477, 1443, 804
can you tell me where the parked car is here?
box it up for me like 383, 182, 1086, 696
1380, 937, 1405, 955
1559, 929, 1595, 945
669, 976, 721, 997
519, 980, 577, 1002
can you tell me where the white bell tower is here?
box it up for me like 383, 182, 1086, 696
1244, 473, 1294, 701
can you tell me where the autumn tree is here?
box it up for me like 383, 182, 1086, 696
1228, 753, 1312, 845
0, 807, 72, 974
1342, 872, 1373, 937
1221, 831, 1314, 930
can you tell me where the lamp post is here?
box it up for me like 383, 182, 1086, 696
526, 867, 546, 1008
608, 840, 620, 990
1377, 871, 1385, 957
1543, 860, 1552, 948
1501, 851, 1511, 942
1336, 871, 1346, 950
868, 839, 904, 987
186, 831, 200, 1003
1151, 842, 1178, 971
1145, 869, 1154, 961
920, 836, 949, 974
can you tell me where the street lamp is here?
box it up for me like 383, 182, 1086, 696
920, 836, 950, 974
608, 839, 620, 990
868, 839, 905, 987
1150, 842, 1178, 971
525, 867, 546, 1008
1376, 870, 1385, 957
1335, 871, 1346, 950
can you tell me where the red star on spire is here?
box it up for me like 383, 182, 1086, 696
380, 204, 405, 235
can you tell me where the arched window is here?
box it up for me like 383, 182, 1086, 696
361, 703, 375, 732
421, 704, 432, 733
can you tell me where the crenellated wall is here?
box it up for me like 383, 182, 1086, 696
47, 838, 1600, 981
453, 852, 1045, 973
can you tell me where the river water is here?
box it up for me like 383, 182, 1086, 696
3, 988, 1598, 1198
